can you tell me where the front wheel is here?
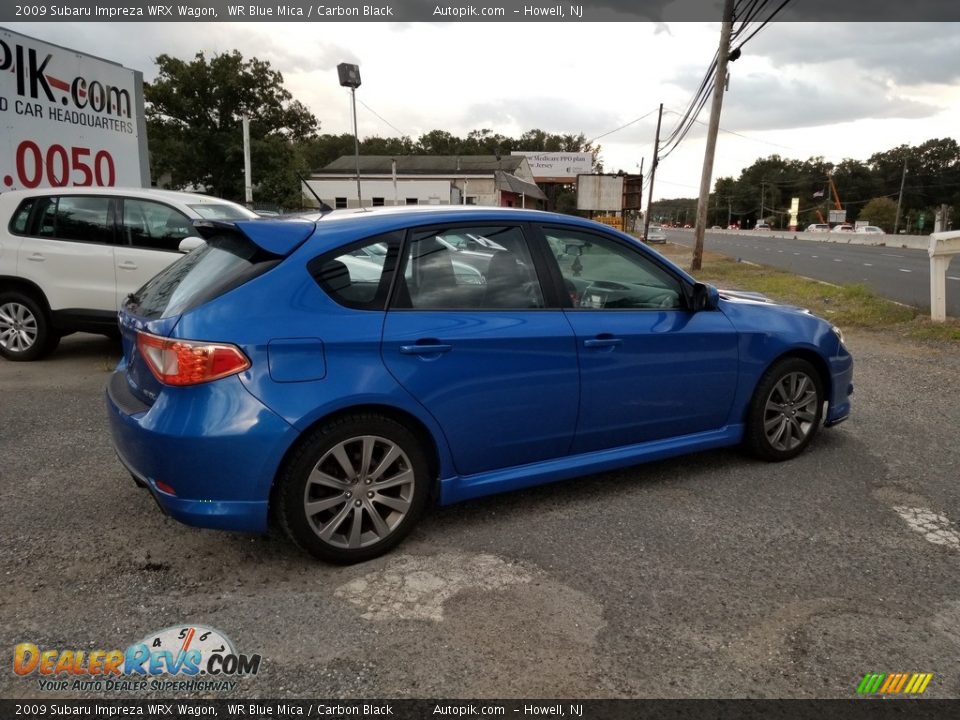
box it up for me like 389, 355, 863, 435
745, 357, 824, 461
276, 414, 430, 563
0, 292, 58, 361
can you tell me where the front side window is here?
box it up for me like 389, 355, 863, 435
309, 231, 402, 311
542, 226, 683, 310
397, 225, 544, 310
122, 199, 194, 251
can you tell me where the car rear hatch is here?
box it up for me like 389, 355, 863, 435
118, 218, 315, 406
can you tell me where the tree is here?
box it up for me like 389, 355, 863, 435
146, 51, 319, 207
857, 197, 898, 232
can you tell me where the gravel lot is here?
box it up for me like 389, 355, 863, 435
1, 330, 958, 700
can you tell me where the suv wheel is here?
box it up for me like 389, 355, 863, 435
0, 292, 58, 361
276, 414, 430, 563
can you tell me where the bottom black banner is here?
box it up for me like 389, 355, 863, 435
2, 699, 959, 720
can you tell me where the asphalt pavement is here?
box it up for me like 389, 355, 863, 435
1, 333, 959, 700
670, 230, 960, 317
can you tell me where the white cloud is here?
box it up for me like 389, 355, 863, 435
7, 20, 959, 199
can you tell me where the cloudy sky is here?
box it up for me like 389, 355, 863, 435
9, 20, 960, 200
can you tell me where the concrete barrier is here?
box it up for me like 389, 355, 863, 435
700, 228, 931, 250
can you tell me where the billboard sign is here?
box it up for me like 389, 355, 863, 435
0, 28, 149, 192
576, 174, 623, 212
512, 151, 592, 182
828, 209, 847, 224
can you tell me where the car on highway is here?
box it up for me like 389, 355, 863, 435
644, 225, 667, 243
832, 224, 854, 233
106, 206, 854, 563
806, 223, 831, 233
755, 223, 771, 231
0, 187, 257, 361
856, 226, 884, 235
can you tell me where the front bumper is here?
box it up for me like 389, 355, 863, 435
825, 346, 854, 427
106, 369, 295, 533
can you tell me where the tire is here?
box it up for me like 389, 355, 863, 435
744, 357, 824, 462
0, 292, 57, 361
276, 414, 431, 563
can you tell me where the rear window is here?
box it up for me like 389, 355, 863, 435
127, 234, 279, 320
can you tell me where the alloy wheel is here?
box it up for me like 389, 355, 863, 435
302, 435, 415, 549
763, 371, 819, 452
0, 302, 39, 353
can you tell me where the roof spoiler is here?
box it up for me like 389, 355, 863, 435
191, 218, 316, 257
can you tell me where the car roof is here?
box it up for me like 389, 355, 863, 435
299, 204, 629, 235
0, 186, 242, 206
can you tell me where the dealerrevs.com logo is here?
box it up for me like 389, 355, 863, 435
13, 625, 261, 693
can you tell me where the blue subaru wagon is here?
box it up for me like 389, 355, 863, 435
107, 207, 853, 563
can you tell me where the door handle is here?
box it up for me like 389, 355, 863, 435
400, 343, 452, 355
118, 261, 138, 270
27, 253, 45, 262
583, 337, 623, 349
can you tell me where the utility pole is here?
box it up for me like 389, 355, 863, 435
643, 103, 664, 243
760, 180, 765, 221
242, 114, 253, 206
893, 158, 908, 235
692, 0, 735, 271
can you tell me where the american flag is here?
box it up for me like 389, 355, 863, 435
812, 190, 825, 198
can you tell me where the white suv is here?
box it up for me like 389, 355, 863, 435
0, 187, 256, 360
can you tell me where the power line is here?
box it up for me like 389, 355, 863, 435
586, 107, 660, 144
356, 97, 409, 138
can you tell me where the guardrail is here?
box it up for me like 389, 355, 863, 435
930, 231, 960, 322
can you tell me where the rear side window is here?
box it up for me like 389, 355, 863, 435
14, 196, 114, 244
127, 234, 279, 319
9, 199, 35, 234
308, 231, 402, 311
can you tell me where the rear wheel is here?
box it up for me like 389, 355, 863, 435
745, 357, 823, 461
0, 292, 58, 361
276, 414, 430, 563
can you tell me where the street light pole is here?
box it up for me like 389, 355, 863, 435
643, 103, 664, 243
337, 62, 363, 209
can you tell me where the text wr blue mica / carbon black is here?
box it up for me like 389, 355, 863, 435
106, 207, 853, 563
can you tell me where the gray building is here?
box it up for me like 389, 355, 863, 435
306, 155, 547, 209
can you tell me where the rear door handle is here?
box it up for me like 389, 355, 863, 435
118, 261, 138, 270
583, 337, 623, 349
27, 253, 45, 262
400, 343, 452, 355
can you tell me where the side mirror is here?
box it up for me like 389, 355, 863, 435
691, 282, 719, 311
178, 236, 206, 253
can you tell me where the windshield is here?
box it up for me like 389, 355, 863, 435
188, 203, 258, 220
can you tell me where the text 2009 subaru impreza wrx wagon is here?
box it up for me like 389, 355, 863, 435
106, 207, 853, 563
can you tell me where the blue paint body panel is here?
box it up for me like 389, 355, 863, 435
106, 207, 854, 535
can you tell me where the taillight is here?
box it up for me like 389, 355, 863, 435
136, 331, 250, 386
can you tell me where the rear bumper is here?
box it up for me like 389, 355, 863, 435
106, 369, 296, 533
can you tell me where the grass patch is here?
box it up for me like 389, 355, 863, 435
653, 243, 960, 342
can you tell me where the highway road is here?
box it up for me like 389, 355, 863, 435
670, 230, 960, 317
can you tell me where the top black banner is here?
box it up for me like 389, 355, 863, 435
3, 0, 960, 23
